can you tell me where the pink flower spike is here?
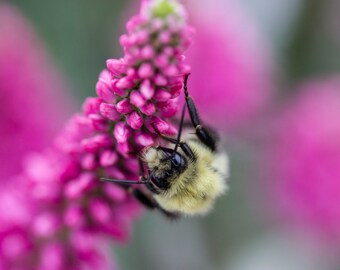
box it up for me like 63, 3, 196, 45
0, 3, 74, 182
127, 67, 138, 81
111, 79, 127, 97
64, 204, 84, 228
140, 102, 156, 116
81, 153, 97, 170
32, 213, 59, 238
163, 65, 179, 77
98, 69, 111, 83
154, 89, 172, 102
150, 17, 163, 31
169, 78, 183, 98
88, 114, 108, 131
138, 63, 154, 79
90, 200, 111, 224
100, 150, 118, 167
65, 173, 94, 200
163, 46, 175, 56
92, 134, 113, 148
134, 132, 155, 147
158, 100, 179, 118
116, 99, 133, 114
148, 117, 169, 134
140, 80, 155, 100
130, 90, 146, 108
182, 0, 273, 130
164, 122, 178, 136
81, 138, 100, 153
135, 29, 149, 44
179, 63, 191, 75
0, 0, 194, 267
117, 141, 132, 156
39, 243, 64, 270
106, 167, 127, 180
154, 74, 167, 86
106, 58, 127, 77
124, 158, 139, 173
95, 80, 115, 102
104, 184, 126, 202
140, 45, 155, 59
113, 122, 131, 143
116, 76, 134, 90
99, 103, 121, 121
155, 53, 169, 68
1, 230, 30, 259
119, 34, 130, 47
126, 15, 145, 33
159, 31, 172, 44
82, 97, 102, 116
126, 111, 143, 130
263, 78, 340, 241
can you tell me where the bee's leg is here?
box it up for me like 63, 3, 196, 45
152, 121, 195, 160
152, 124, 178, 144
183, 74, 216, 151
128, 187, 179, 220
138, 157, 146, 177
128, 187, 157, 209
151, 102, 186, 147
129, 158, 180, 220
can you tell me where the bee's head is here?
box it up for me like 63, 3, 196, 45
142, 146, 187, 191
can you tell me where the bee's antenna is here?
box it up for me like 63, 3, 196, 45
183, 73, 191, 99
100, 178, 147, 185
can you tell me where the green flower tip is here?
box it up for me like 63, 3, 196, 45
152, 0, 176, 18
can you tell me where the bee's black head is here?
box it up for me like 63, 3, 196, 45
142, 146, 187, 192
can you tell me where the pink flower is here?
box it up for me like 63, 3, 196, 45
0, 3, 73, 182
100, 0, 193, 155
183, 0, 274, 131
264, 76, 340, 242
0, 0, 193, 268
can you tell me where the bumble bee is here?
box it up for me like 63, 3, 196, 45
102, 74, 229, 218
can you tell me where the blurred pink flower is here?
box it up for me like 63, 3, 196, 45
0, 3, 73, 182
265, 76, 340, 242
0, 0, 194, 268
183, 0, 274, 131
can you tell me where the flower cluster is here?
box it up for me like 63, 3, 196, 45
0, 3, 73, 182
0, 0, 194, 268
264, 77, 340, 242
97, 0, 193, 154
184, 0, 273, 132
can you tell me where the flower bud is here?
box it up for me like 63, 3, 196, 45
127, 111, 143, 130
140, 80, 155, 100
116, 99, 133, 114
106, 58, 128, 76
99, 103, 121, 121
130, 90, 146, 108
96, 80, 115, 102
100, 150, 118, 167
113, 122, 130, 143
140, 102, 156, 116
138, 63, 154, 78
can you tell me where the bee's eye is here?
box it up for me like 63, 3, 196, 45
150, 174, 169, 190
170, 153, 186, 172
158, 147, 187, 172
172, 154, 182, 167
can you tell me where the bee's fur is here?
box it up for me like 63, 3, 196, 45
143, 134, 229, 216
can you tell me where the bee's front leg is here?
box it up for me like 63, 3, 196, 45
183, 74, 216, 151
128, 158, 180, 220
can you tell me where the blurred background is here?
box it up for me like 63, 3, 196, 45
2, 0, 340, 269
